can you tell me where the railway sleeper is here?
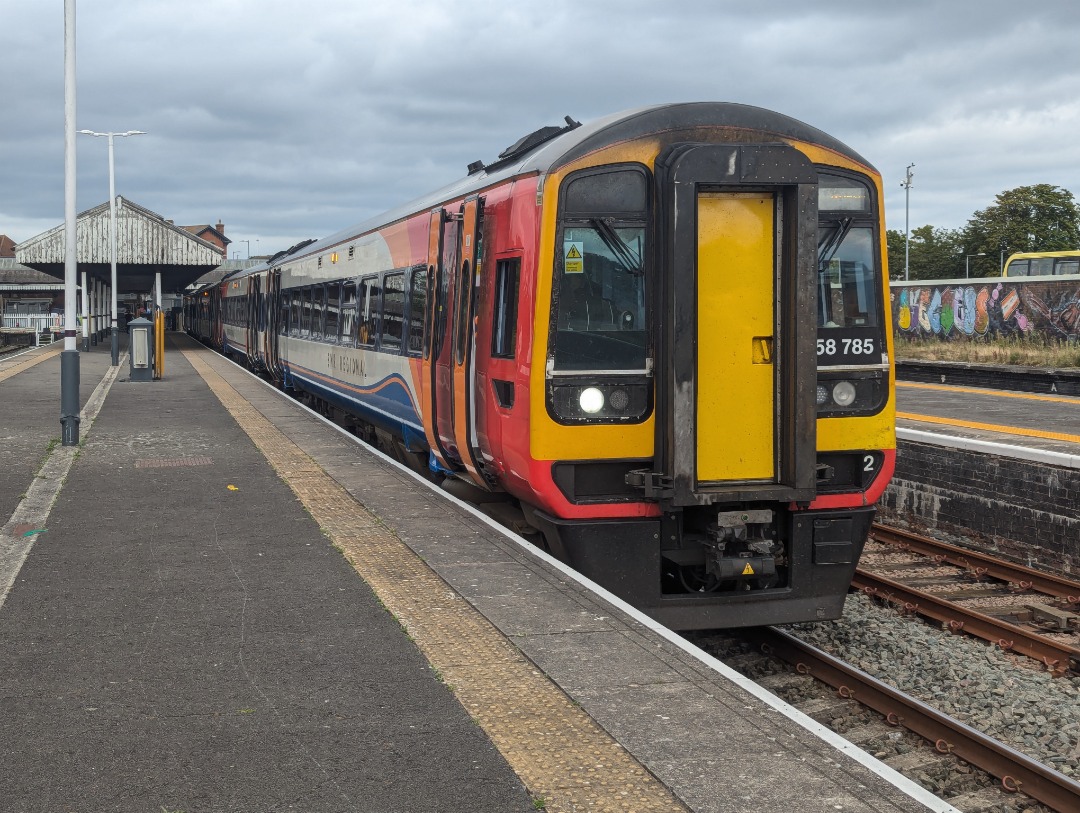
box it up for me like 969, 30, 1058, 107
1025, 602, 1078, 631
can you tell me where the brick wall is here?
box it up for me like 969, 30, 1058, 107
878, 440, 1080, 577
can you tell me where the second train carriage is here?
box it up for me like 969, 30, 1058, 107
195, 103, 896, 630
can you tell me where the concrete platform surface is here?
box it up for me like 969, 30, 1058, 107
0, 336, 955, 813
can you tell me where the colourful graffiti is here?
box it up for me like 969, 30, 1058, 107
890, 279, 1080, 342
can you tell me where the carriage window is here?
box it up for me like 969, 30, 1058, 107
301, 287, 313, 335
381, 272, 405, 351
454, 261, 472, 365
340, 281, 357, 345
1008, 260, 1029, 277
407, 267, 427, 356
492, 258, 520, 359
1057, 259, 1079, 276
289, 291, 301, 335
1031, 257, 1054, 276
325, 282, 341, 342
358, 276, 380, 346
311, 285, 326, 339
279, 299, 290, 336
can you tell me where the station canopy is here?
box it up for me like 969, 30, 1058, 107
15, 197, 226, 294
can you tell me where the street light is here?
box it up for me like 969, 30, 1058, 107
78, 129, 146, 366
965, 252, 986, 278
239, 239, 250, 259
901, 164, 915, 280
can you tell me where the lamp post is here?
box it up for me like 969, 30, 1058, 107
965, 252, 986, 278
239, 239, 250, 259
61, 0, 78, 446
78, 128, 146, 366
901, 163, 914, 280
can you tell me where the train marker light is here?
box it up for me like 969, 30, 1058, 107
832, 380, 857, 407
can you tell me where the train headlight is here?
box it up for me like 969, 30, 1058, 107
815, 371, 887, 416
548, 379, 652, 423
832, 380, 857, 407
579, 387, 605, 414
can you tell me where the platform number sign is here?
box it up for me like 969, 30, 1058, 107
816, 327, 880, 367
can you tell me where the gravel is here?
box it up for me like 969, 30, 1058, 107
785, 592, 1080, 780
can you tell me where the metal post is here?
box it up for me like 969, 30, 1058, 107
60, 0, 80, 447
80, 270, 89, 351
78, 128, 145, 366
901, 163, 914, 281
107, 137, 118, 365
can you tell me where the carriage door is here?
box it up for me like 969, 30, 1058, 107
265, 269, 284, 383
450, 197, 487, 487
657, 143, 818, 507
422, 207, 462, 470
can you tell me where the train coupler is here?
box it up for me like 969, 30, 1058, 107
705, 509, 779, 582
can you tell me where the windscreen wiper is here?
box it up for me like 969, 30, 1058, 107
590, 218, 644, 276
817, 217, 852, 272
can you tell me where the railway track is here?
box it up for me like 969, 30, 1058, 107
860, 524, 1080, 675
693, 626, 1080, 812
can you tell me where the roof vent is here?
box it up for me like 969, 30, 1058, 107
467, 160, 485, 175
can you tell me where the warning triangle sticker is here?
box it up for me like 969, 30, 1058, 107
741, 563, 756, 576
565, 244, 582, 259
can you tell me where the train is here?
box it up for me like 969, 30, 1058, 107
1002, 251, 1080, 278
187, 102, 896, 630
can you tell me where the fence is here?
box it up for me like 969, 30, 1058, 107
1, 313, 64, 346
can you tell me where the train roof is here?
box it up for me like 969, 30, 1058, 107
271, 102, 875, 268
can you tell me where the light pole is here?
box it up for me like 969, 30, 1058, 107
239, 240, 250, 259
965, 252, 986, 278
78, 128, 146, 366
61, 0, 78, 446
901, 163, 914, 280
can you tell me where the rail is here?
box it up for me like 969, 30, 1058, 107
851, 569, 1080, 675
748, 626, 1080, 813
871, 523, 1080, 602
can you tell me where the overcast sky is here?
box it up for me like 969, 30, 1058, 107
4, 1, 1080, 259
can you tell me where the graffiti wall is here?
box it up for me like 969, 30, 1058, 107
891, 279, 1080, 342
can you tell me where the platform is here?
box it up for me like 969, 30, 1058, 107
0, 336, 953, 813
896, 378, 1080, 466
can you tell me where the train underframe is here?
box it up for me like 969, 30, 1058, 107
528, 502, 875, 631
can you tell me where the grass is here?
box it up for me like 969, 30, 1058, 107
894, 335, 1080, 368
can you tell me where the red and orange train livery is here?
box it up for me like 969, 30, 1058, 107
189, 103, 895, 630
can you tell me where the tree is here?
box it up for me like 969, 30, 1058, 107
961, 184, 1080, 274
885, 225, 964, 280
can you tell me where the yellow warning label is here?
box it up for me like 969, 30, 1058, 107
564, 241, 584, 274
741, 563, 756, 576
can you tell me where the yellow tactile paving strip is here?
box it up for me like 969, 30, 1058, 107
0, 345, 62, 383
897, 381, 1080, 443
180, 344, 689, 813
898, 380, 1079, 404
897, 411, 1080, 445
